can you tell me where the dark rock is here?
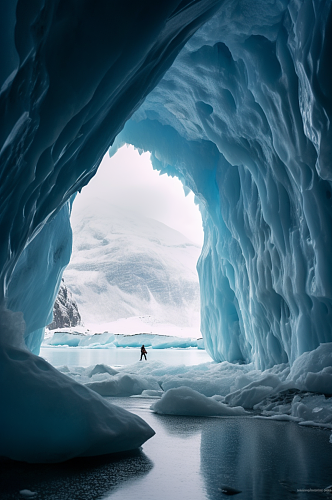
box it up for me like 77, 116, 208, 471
47, 279, 81, 330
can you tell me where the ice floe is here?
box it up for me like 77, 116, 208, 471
56, 343, 332, 431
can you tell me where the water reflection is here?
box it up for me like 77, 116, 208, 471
101, 410, 207, 500
11, 403, 332, 500
1, 450, 153, 500
152, 414, 205, 438
200, 418, 332, 500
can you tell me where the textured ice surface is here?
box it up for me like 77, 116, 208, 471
1, 0, 219, 351
288, 342, 332, 394
110, 1, 332, 369
1, 0, 332, 461
64, 202, 200, 328
44, 331, 203, 349
58, 343, 332, 426
2, 0, 331, 366
0, 343, 155, 463
0, 0, 219, 461
6, 202, 73, 355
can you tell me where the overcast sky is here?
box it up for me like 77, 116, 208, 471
72, 145, 204, 246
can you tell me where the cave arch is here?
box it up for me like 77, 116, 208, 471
1, 0, 332, 463
2, 0, 332, 371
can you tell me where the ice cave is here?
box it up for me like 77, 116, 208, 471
1, 0, 332, 465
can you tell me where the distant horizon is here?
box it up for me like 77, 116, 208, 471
44, 324, 203, 339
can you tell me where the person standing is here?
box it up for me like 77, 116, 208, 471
140, 344, 147, 361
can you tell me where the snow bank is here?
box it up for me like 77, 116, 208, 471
292, 395, 332, 428
151, 387, 248, 417
86, 363, 119, 377
224, 374, 285, 408
132, 389, 164, 398
0, 345, 154, 463
57, 362, 160, 397
58, 343, 332, 428
287, 343, 332, 395
43, 331, 203, 350
85, 373, 161, 397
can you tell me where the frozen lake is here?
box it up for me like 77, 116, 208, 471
40, 346, 212, 367
2, 396, 332, 500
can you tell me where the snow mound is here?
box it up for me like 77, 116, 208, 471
58, 343, 332, 429
86, 363, 119, 377
224, 374, 284, 409
292, 394, 332, 428
85, 373, 161, 397
57, 363, 161, 397
287, 343, 332, 395
151, 386, 248, 417
0, 345, 154, 463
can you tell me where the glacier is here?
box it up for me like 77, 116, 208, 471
43, 331, 205, 349
64, 201, 201, 329
1, 0, 332, 462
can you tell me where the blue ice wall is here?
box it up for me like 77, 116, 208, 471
0, 0, 221, 350
1, 0, 225, 462
7, 201, 73, 355
110, 0, 332, 368
1, 0, 332, 371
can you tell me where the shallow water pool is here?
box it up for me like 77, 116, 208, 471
2, 397, 332, 500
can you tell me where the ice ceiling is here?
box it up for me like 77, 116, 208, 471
111, 0, 332, 368
2, 0, 332, 365
0, 0, 332, 461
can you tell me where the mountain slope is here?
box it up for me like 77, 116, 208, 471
63, 202, 201, 330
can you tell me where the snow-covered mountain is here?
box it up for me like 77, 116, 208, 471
63, 201, 201, 331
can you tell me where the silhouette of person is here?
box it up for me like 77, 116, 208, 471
140, 344, 147, 361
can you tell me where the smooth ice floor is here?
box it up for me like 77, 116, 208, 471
40, 346, 212, 367
1, 397, 332, 500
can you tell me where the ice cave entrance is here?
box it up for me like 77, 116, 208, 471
63, 145, 204, 337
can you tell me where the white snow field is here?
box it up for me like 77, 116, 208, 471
63, 202, 201, 332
